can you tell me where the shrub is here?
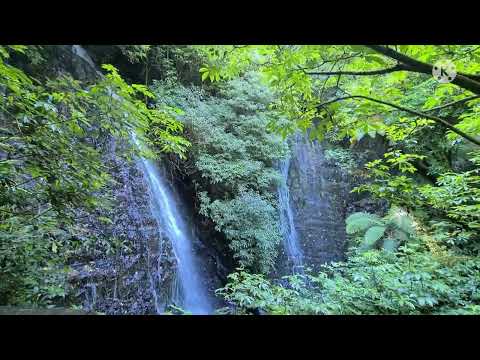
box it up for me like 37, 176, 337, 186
152, 72, 288, 273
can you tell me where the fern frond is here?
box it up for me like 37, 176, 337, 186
387, 207, 414, 235
363, 225, 387, 248
346, 212, 383, 234
382, 238, 399, 252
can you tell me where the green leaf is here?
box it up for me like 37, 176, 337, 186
365, 54, 388, 66
382, 238, 399, 252
349, 45, 376, 54
399, 45, 409, 54
389, 208, 414, 234
346, 212, 382, 234
363, 225, 386, 247
0, 46, 9, 59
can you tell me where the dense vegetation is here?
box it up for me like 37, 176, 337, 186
197, 45, 480, 314
0, 46, 188, 305
1, 45, 479, 314
152, 73, 288, 273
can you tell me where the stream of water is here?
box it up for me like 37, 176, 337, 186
278, 156, 305, 275
72, 43, 212, 314
133, 135, 211, 314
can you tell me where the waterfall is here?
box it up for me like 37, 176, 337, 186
139, 159, 211, 314
71, 45, 104, 78
133, 135, 211, 315
283, 131, 347, 270
68, 45, 212, 314
278, 156, 304, 274
72, 45, 96, 69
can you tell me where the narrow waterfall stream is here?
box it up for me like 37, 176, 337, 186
278, 156, 304, 275
133, 135, 211, 314
138, 159, 212, 314
69, 46, 212, 314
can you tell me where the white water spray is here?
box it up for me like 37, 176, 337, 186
278, 157, 304, 274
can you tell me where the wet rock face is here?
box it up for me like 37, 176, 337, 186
44, 45, 103, 82
286, 133, 349, 272
69, 139, 177, 315
279, 133, 388, 273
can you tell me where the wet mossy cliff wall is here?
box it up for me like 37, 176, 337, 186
276, 132, 388, 275
23, 45, 225, 314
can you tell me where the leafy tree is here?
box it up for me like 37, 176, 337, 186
0, 45, 189, 306
195, 45, 480, 150
151, 72, 288, 273
194, 45, 480, 315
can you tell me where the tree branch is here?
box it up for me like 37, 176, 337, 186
424, 95, 480, 112
316, 95, 480, 146
367, 45, 480, 95
306, 64, 407, 77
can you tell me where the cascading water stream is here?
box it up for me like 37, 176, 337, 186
69, 45, 212, 314
278, 156, 304, 275
132, 135, 212, 315
280, 131, 347, 272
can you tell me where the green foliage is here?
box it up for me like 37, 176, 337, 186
353, 151, 428, 207
217, 269, 309, 314
200, 190, 281, 273
219, 244, 480, 315
346, 208, 415, 251
199, 65, 221, 82
151, 72, 287, 273
146, 46, 205, 85
345, 212, 383, 234
416, 152, 480, 251
324, 147, 357, 173
196, 45, 480, 146
117, 45, 152, 64
354, 149, 480, 253
419, 152, 480, 229
384, 150, 426, 173
0, 46, 189, 306
115, 45, 206, 87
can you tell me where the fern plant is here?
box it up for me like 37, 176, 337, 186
346, 207, 415, 252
